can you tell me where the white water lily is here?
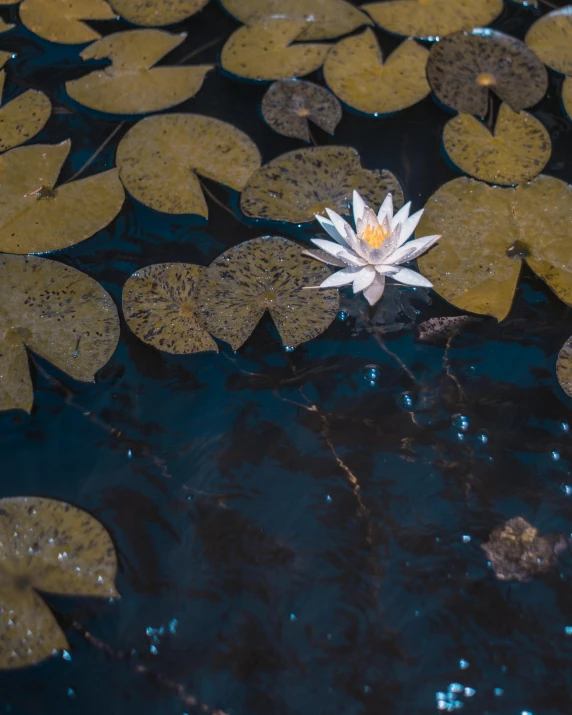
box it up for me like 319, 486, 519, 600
305, 191, 440, 306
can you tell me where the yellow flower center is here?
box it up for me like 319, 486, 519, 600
361, 222, 390, 249
476, 72, 496, 87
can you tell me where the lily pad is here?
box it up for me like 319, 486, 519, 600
0, 18, 13, 33
110, 0, 209, 25
525, 6, 572, 75
443, 104, 551, 185
219, 0, 370, 40
362, 0, 503, 40
563, 76, 572, 121
66, 29, 213, 115
123, 264, 218, 354
0, 68, 51, 153
240, 145, 403, 223
0, 495, 118, 669
116, 113, 261, 217
0, 141, 124, 254
0, 254, 120, 413
417, 175, 572, 320
557, 335, 572, 398
196, 236, 339, 350
221, 18, 330, 81
19, 0, 116, 44
261, 79, 341, 142
427, 29, 548, 116
323, 29, 430, 115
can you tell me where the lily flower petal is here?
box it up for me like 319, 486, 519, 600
363, 274, 386, 306
315, 214, 349, 247
352, 190, 367, 226
389, 234, 440, 264
310, 239, 367, 266
390, 201, 411, 231
392, 267, 433, 288
377, 193, 393, 224
302, 249, 347, 268
397, 209, 424, 246
352, 265, 377, 293
325, 208, 368, 259
374, 263, 399, 275
319, 267, 363, 288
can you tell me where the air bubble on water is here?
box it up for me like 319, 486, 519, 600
326, 494, 332, 503
448, 683, 463, 693
363, 364, 380, 382
150, 645, 158, 655
462, 535, 471, 543
283, 345, 295, 353
464, 687, 475, 697
452, 702, 463, 710
436, 693, 447, 701
478, 432, 488, 444
552, 450, 560, 461
562, 422, 569, 433
127, 449, 133, 459
452, 414, 470, 432
494, 688, 504, 696
67, 688, 75, 699
565, 626, 572, 635
62, 650, 71, 661
436, 701, 448, 711
457, 432, 465, 441
168, 619, 178, 634
337, 310, 348, 322
363, 685, 371, 694
398, 392, 414, 409
289, 613, 297, 622
562, 485, 572, 496
459, 659, 469, 669
521, 711, 533, 715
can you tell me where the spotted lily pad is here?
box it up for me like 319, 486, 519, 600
563, 77, 572, 121
0, 65, 51, 153
196, 236, 339, 350
110, 0, 209, 25
0, 141, 124, 254
19, 0, 116, 44
261, 79, 341, 142
557, 335, 572, 398
417, 175, 572, 320
219, 0, 370, 40
362, 0, 503, 40
427, 29, 548, 116
443, 104, 551, 185
323, 29, 429, 115
525, 6, 572, 75
221, 18, 330, 81
116, 113, 261, 217
240, 146, 403, 223
0, 255, 120, 413
0, 18, 13, 33
123, 264, 218, 354
66, 29, 213, 115
0, 496, 118, 669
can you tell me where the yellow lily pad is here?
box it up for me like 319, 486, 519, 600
0, 69, 51, 153
66, 29, 213, 115
116, 113, 260, 217
221, 18, 330, 81
0, 254, 120, 413
427, 29, 548, 116
323, 29, 429, 115
219, 0, 370, 40
362, 0, 503, 40
563, 76, 572, 121
110, 0, 209, 25
525, 6, 572, 75
0, 18, 13, 33
196, 236, 339, 350
261, 79, 341, 142
0, 495, 118, 669
557, 335, 572, 398
442, 104, 551, 185
417, 175, 572, 320
19, 0, 116, 45
0, 141, 124, 254
123, 263, 218, 354
240, 145, 403, 223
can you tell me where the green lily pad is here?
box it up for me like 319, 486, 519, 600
443, 104, 551, 185
261, 79, 341, 142
19, 0, 116, 44
362, 0, 503, 40
417, 175, 572, 321
0, 254, 120, 413
66, 29, 213, 115
123, 263, 218, 354
557, 335, 572, 398
219, 0, 370, 41
116, 113, 261, 217
240, 145, 403, 223
525, 6, 572, 75
0, 141, 124, 254
427, 29, 548, 116
323, 29, 430, 115
0, 66, 51, 153
110, 0, 209, 25
0, 496, 118, 669
221, 18, 330, 81
196, 236, 339, 350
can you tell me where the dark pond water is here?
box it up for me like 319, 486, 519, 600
1, 1, 572, 713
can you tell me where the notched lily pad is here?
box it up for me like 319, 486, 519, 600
221, 18, 330, 81
116, 113, 261, 217
110, 0, 209, 25
417, 175, 572, 321
481, 517, 565, 581
323, 29, 429, 115
525, 6, 572, 76
240, 145, 403, 223
427, 29, 548, 116
0, 254, 120, 413
362, 0, 503, 40
0, 141, 124, 254
219, 0, 370, 40
0, 67, 51, 153
19, 0, 116, 44
196, 236, 339, 350
0, 496, 118, 669
66, 29, 213, 115
443, 104, 551, 185
123, 263, 218, 354
261, 79, 341, 142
